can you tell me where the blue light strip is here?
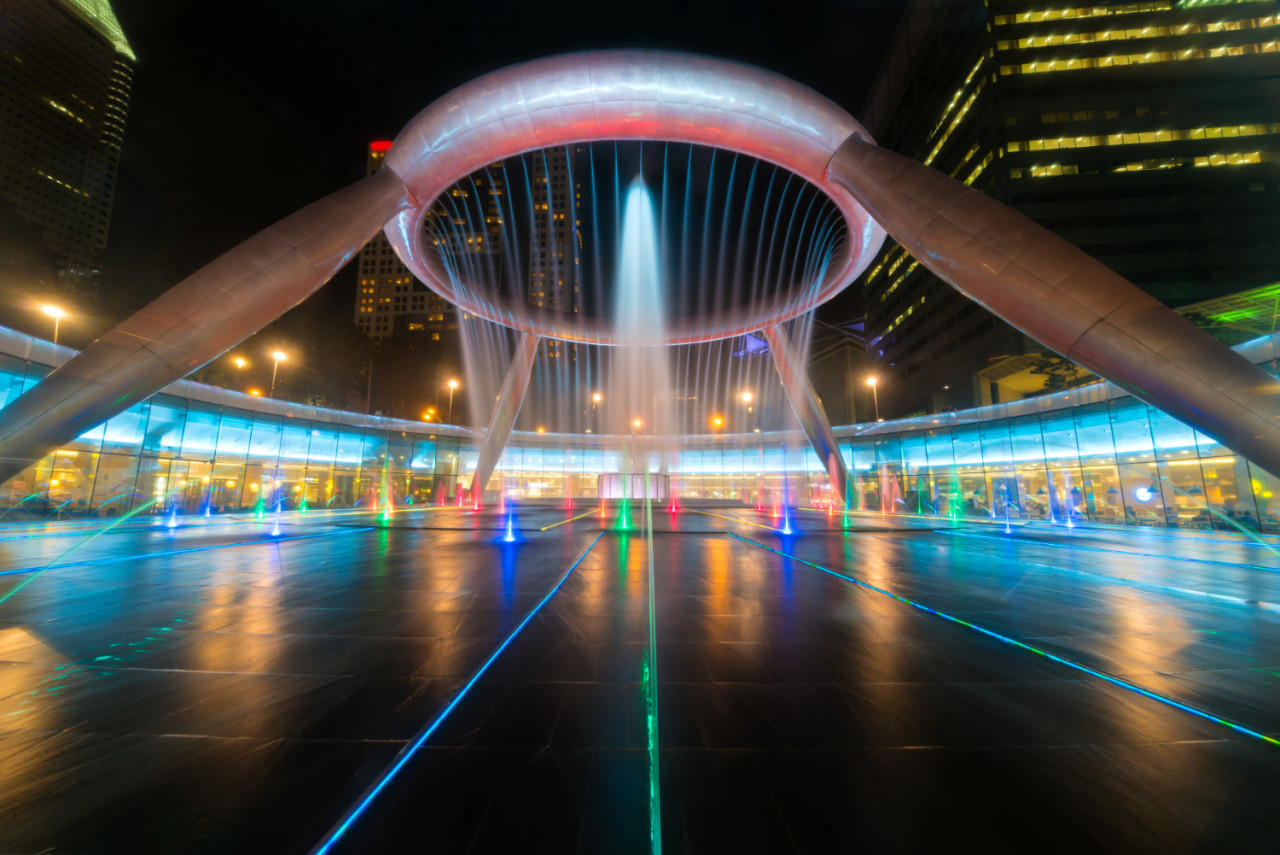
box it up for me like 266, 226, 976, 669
939, 529, 1280, 573
0, 527, 374, 578
311, 530, 605, 855
728, 532, 1280, 748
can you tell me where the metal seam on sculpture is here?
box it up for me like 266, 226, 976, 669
728, 531, 1280, 748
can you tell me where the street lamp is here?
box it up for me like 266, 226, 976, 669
866, 375, 880, 421
269, 350, 287, 398
711, 414, 724, 431
41, 305, 65, 345
232, 356, 248, 370
589, 391, 602, 433
740, 389, 755, 431
447, 378, 459, 424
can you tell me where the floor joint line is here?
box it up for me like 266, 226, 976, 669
727, 530, 1280, 749
310, 529, 605, 855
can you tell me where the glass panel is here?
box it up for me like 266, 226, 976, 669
90, 452, 143, 515
1149, 407, 1197, 461
1039, 409, 1080, 468
1248, 463, 1280, 532
307, 427, 340, 467
279, 423, 312, 465
1108, 397, 1155, 462
46, 448, 97, 516
248, 415, 284, 467
214, 410, 252, 462
179, 401, 221, 462
1009, 414, 1046, 468
1200, 454, 1257, 530
142, 396, 187, 457
0, 354, 29, 409
1118, 460, 1165, 526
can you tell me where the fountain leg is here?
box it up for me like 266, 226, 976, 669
827, 133, 1280, 478
764, 325, 852, 511
468, 333, 540, 501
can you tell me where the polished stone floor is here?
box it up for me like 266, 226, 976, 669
2, 505, 1280, 853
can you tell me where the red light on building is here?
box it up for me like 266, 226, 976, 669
369, 140, 393, 152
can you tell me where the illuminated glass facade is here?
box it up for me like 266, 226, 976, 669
859, 0, 1280, 416
3, 325, 1276, 532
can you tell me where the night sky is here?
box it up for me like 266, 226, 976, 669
101, 0, 907, 337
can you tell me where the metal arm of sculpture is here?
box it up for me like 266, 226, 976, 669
468, 332, 541, 502
0, 169, 413, 485
828, 134, 1280, 476
764, 324, 852, 510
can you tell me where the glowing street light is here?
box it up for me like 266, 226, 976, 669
447, 378, 460, 424
588, 391, 602, 433
536, 426, 546, 434
711, 414, 725, 431
232, 356, 248, 369
41, 304, 65, 345
248, 388, 262, 397
269, 350, 287, 398
740, 389, 755, 431
866, 375, 881, 421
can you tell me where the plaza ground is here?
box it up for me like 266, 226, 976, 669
2, 506, 1279, 852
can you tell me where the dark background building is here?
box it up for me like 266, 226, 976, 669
860, 0, 1280, 417
0, 0, 134, 296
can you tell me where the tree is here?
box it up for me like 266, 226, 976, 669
1029, 351, 1095, 393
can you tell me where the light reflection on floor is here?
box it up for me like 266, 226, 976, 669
0, 505, 1278, 852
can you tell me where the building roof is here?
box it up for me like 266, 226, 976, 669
1180, 282, 1280, 338
59, 0, 135, 61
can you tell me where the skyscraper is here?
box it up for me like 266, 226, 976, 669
353, 140, 456, 341
859, 0, 1280, 416
527, 145, 586, 362
0, 0, 134, 286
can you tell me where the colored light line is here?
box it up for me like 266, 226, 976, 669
0, 527, 373, 579
0, 504, 448, 542
939, 529, 1280, 573
728, 532, 1280, 748
541, 508, 601, 531
643, 475, 661, 855
684, 507, 777, 530
310, 530, 605, 855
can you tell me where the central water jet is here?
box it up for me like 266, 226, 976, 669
610, 178, 674, 478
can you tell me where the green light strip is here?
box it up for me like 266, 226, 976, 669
644, 472, 662, 854
729, 532, 1280, 748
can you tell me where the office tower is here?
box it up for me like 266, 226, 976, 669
0, 0, 135, 286
353, 140, 456, 341
860, 0, 1280, 415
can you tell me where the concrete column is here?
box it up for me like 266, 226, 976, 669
764, 324, 851, 510
828, 135, 1280, 476
0, 169, 413, 484
469, 332, 540, 501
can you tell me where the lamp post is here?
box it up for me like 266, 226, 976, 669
41, 305, 65, 345
589, 391, 602, 433
740, 389, 754, 431
447, 378, 459, 424
269, 350, 287, 398
866, 375, 880, 421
